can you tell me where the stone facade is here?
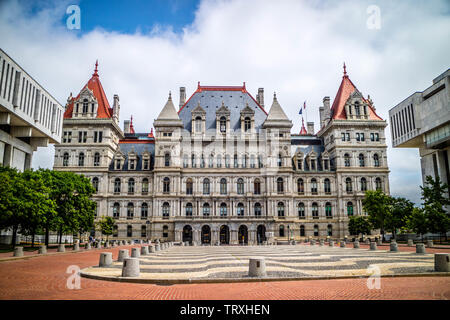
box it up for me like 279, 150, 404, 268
54, 64, 389, 244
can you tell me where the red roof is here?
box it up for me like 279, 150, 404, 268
330, 65, 382, 121
63, 61, 113, 119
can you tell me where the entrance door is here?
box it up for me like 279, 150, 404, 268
182, 225, 193, 243
257, 225, 266, 244
201, 225, 211, 244
238, 225, 248, 245
220, 225, 230, 244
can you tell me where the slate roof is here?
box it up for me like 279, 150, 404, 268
109, 133, 155, 171
178, 84, 268, 132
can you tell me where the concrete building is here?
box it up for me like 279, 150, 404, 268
0, 49, 64, 171
389, 69, 450, 193
55, 63, 390, 244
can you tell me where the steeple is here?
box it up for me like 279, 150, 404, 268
130, 115, 135, 134
262, 92, 293, 129
300, 118, 307, 135
153, 92, 183, 129
93, 60, 99, 77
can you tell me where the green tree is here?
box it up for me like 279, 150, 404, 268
421, 176, 450, 242
97, 216, 115, 241
385, 197, 414, 240
362, 190, 391, 241
348, 216, 372, 237
404, 207, 428, 241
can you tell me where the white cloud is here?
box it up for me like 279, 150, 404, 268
1, 0, 449, 204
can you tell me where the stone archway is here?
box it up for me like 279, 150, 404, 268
238, 225, 248, 245
220, 225, 230, 244
257, 225, 266, 244
201, 225, 211, 244
182, 225, 192, 243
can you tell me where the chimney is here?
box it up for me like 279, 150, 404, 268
307, 122, 314, 135
257, 88, 264, 108
319, 107, 325, 127
124, 120, 131, 134
179, 87, 186, 109
323, 96, 331, 123
113, 94, 120, 124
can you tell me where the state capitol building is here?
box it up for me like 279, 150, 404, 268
53, 63, 390, 245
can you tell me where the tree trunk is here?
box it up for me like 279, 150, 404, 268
11, 225, 18, 248
31, 231, 35, 248
58, 228, 63, 244
45, 227, 49, 246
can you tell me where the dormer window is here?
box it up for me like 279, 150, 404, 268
195, 116, 202, 133
244, 117, 251, 131
220, 117, 226, 133
82, 99, 88, 114
129, 159, 135, 170
355, 101, 361, 117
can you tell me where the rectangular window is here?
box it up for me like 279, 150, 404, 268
94, 131, 98, 143
360, 133, 364, 141
67, 132, 72, 143
375, 133, 379, 141
370, 133, 375, 141
83, 131, 87, 143
346, 133, 350, 141
356, 133, 360, 141
341, 133, 346, 141
63, 132, 67, 143
78, 131, 82, 143
99, 131, 103, 143
143, 159, 149, 170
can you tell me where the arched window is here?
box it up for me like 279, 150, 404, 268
375, 177, 382, 191
200, 154, 205, 168
324, 178, 331, 193
141, 203, 148, 219
113, 202, 120, 218
346, 177, 353, 192
327, 224, 333, 236
220, 203, 227, 216
254, 203, 261, 216
254, 178, 261, 195
297, 178, 304, 193
163, 177, 170, 193
279, 225, 285, 237
277, 177, 284, 193
347, 202, 354, 216
313, 224, 319, 237
298, 203, 305, 218
63, 153, 69, 166
186, 179, 193, 195
359, 153, 365, 167
344, 153, 350, 167
164, 153, 171, 167
250, 155, 256, 168
277, 154, 282, 167
94, 152, 100, 166
183, 154, 189, 168
373, 154, 380, 167
142, 178, 149, 193
127, 225, 132, 237
277, 202, 285, 217
78, 152, 85, 166
92, 177, 99, 193
243, 154, 248, 168
220, 116, 226, 133
114, 178, 121, 193
195, 116, 202, 133
225, 155, 231, 168
191, 154, 196, 168
244, 117, 251, 131
163, 225, 168, 238
128, 178, 135, 194
237, 203, 244, 216
162, 202, 170, 218
127, 202, 134, 219
209, 154, 214, 168
220, 178, 227, 195
311, 178, 318, 193
203, 203, 210, 216
234, 154, 238, 168
325, 202, 332, 218
141, 225, 146, 237
312, 202, 318, 218
360, 177, 367, 191
237, 178, 244, 195
185, 203, 193, 216
217, 154, 222, 168
203, 178, 210, 195
300, 225, 305, 237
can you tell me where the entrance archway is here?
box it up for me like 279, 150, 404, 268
257, 225, 266, 244
220, 225, 230, 244
182, 225, 192, 243
201, 225, 211, 244
238, 225, 248, 245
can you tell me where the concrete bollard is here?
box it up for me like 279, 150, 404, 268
181, 242, 185, 246
377, 239, 382, 246
340, 241, 346, 248
390, 242, 398, 252
131, 247, 140, 258
319, 239, 324, 246
57, 244, 65, 252
248, 258, 267, 277
149, 245, 155, 253
73, 243, 80, 251
99, 252, 113, 267
426, 240, 433, 248
155, 244, 161, 251
95, 242, 101, 249
39, 245, 47, 254
353, 241, 360, 249
141, 246, 149, 256
329, 240, 334, 247
370, 242, 377, 251
117, 249, 129, 262
13, 247, 24, 257
85, 243, 91, 250
434, 253, 449, 272
365, 239, 370, 245
122, 258, 140, 277
408, 239, 414, 247
416, 243, 426, 254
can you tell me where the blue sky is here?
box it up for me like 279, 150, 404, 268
1, 0, 450, 204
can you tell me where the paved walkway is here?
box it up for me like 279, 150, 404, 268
0, 243, 449, 300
